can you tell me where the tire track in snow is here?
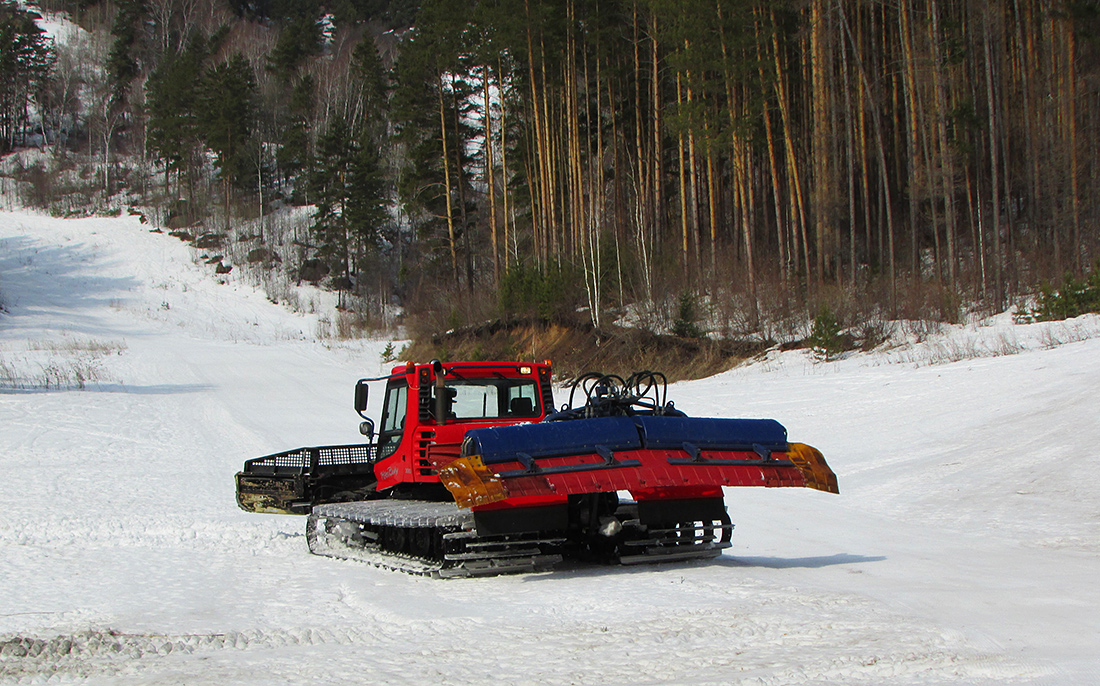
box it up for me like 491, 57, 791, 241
0, 626, 363, 683
0, 604, 1043, 686
1, 558, 1045, 685
1, 514, 303, 553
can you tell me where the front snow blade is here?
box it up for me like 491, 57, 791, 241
785, 442, 839, 494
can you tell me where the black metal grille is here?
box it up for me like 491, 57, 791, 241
243, 444, 378, 476
317, 444, 376, 465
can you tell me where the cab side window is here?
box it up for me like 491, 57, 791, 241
378, 381, 407, 458
506, 382, 539, 417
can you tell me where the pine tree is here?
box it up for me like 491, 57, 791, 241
808, 306, 844, 361
345, 128, 388, 251
310, 118, 357, 283
199, 54, 257, 186
106, 0, 147, 102
267, 13, 322, 81
146, 37, 206, 198
0, 1, 54, 151
199, 53, 257, 227
346, 38, 391, 259
352, 36, 387, 138
277, 73, 315, 202
391, 0, 480, 289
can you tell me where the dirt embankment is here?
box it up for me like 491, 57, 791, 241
403, 317, 771, 383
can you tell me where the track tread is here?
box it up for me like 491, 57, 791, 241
308, 500, 562, 577
308, 500, 735, 577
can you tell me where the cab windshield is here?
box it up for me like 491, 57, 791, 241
438, 378, 540, 421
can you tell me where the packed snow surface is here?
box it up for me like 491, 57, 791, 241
1, 209, 1099, 685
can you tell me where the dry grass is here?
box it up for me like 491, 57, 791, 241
0, 338, 125, 390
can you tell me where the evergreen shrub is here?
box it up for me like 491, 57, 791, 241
808, 306, 844, 361
1033, 261, 1100, 321
671, 292, 705, 339
498, 262, 580, 322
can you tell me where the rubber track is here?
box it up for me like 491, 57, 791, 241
307, 500, 735, 577
307, 501, 562, 578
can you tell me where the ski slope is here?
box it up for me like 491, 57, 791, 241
1, 209, 1098, 685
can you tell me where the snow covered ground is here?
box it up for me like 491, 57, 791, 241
1, 208, 1098, 685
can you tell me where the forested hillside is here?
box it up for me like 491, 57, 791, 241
4, 0, 1099, 341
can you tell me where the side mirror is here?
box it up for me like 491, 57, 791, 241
354, 379, 369, 418
359, 419, 375, 440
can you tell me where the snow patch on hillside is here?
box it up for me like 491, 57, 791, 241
24, 3, 84, 43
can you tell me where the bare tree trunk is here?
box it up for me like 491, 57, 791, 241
483, 66, 499, 285
811, 0, 832, 283
771, 16, 809, 279
676, 71, 690, 276
525, 0, 547, 265
450, 78, 474, 291
706, 143, 717, 281
257, 136, 264, 243
856, 57, 873, 275
1044, 9, 1061, 276
684, 44, 701, 278
899, 0, 922, 278
984, 14, 1004, 309
565, 5, 580, 261
754, 13, 788, 285
840, 13, 857, 289
631, 2, 645, 224
838, 0, 896, 309
688, 128, 700, 278
608, 74, 625, 309
541, 34, 560, 262
589, 48, 604, 328
632, 1, 652, 300
1014, 0, 1041, 270
929, 0, 957, 290
498, 57, 511, 272
438, 79, 458, 286
651, 10, 663, 268
1065, 22, 1082, 274
735, 137, 757, 324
